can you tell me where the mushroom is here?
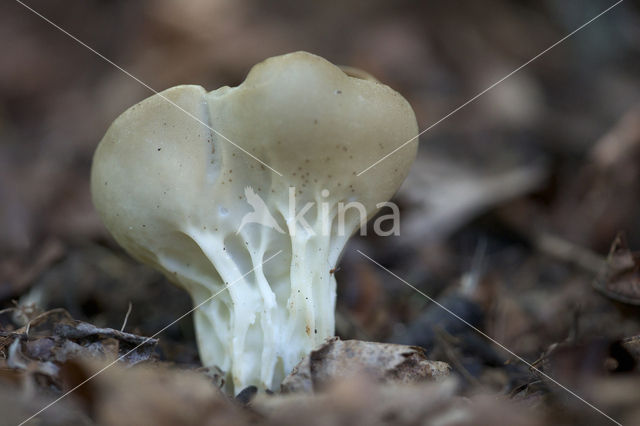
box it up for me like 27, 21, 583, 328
91, 51, 418, 393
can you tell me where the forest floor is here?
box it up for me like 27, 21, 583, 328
2, 1, 639, 425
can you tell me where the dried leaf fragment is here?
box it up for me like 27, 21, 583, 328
281, 337, 450, 393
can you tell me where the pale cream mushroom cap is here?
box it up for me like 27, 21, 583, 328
91, 51, 418, 393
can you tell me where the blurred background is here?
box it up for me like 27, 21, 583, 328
1, 1, 640, 424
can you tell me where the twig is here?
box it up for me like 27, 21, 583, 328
533, 231, 604, 274
120, 302, 133, 332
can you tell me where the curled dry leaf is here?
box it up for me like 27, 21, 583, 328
281, 337, 450, 393
51, 320, 157, 365
0, 309, 158, 391
28, 309, 156, 364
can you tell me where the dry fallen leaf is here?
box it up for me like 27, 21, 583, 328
89, 362, 243, 426
281, 337, 450, 393
256, 375, 542, 426
0, 309, 158, 393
